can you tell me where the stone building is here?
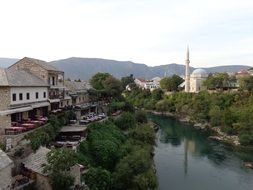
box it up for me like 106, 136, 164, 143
184, 47, 208, 93
189, 68, 208, 92
23, 147, 84, 190
134, 77, 161, 91
0, 149, 14, 189
9, 57, 71, 110
64, 80, 90, 106
0, 68, 49, 136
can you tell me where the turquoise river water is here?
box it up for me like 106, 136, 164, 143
149, 114, 253, 190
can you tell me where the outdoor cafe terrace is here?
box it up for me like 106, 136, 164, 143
5, 116, 48, 135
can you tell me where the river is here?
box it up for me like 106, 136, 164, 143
149, 114, 253, 190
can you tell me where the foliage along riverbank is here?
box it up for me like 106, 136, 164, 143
77, 111, 158, 190
125, 87, 253, 147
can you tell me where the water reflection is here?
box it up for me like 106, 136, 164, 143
149, 114, 253, 190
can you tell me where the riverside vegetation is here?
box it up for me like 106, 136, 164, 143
125, 74, 253, 147
26, 73, 157, 190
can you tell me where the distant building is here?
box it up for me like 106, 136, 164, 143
134, 77, 161, 91
64, 80, 90, 106
184, 47, 208, 93
235, 69, 251, 79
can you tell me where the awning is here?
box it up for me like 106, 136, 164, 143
63, 96, 72, 100
0, 107, 33, 116
32, 102, 50, 109
49, 99, 60, 103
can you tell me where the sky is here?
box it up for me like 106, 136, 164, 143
0, 0, 253, 67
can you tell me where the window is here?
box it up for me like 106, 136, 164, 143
52, 76, 55, 85
36, 92, 39, 99
19, 93, 23, 101
43, 92, 46, 98
12, 94, 16, 101
26, 93, 30, 100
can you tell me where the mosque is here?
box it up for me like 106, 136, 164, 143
184, 47, 208, 93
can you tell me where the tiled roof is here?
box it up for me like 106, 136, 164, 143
0, 149, 13, 170
5, 69, 49, 87
23, 147, 50, 175
64, 80, 91, 92
12, 57, 62, 72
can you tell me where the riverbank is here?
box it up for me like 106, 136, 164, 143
147, 110, 242, 147
151, 114, 253, 190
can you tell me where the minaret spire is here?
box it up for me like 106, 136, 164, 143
185, 46, 190, 92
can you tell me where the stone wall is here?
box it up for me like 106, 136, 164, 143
35, 174, 52, 190
0, 115, 11, 134
70, 165, 81, 186
0, 87, 10, 110
0, 87, 11, 134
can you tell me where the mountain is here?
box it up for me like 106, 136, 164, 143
0, 58, 19, 68
0, 57, 250, 80
51, 57, 251, 80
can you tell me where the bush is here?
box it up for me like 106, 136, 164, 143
84, 167, 112, 190
239, 133, 253, 146
115, 112, 136, 130
135, 110, 148, 123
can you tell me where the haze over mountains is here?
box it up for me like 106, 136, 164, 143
0, 57, 251, 80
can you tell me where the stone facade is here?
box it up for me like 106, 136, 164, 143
60, 98, 72, 108
70, 165, 82, 187
35, 174, 52, 190
0, 87, 11, 134
0, 87, 10, 110
75, 94, 89, 105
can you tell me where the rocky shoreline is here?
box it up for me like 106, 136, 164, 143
147, 110, 241, 146
148, 110, 253, 170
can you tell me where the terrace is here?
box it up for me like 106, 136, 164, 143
5, 115, 48, 135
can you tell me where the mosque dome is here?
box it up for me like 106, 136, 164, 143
191, 68, 208, 77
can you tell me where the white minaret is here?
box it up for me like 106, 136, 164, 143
185, 46, 190, 92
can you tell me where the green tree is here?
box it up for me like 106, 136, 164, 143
160, 75, 183, 91
90, 73, 111, 90
208, 105, 222, 126
239, 76, 253, 92
115, 112, 136, 130
128, 124, 156, 145
84, 167, 112, 190
43, 148, 78, 190
203, 73, 234, 90
113, 149, 157, 190
151, 88, 164, 101
135, 110, 148, 123
103, 75, 123, 97
121, 74, 134, 89
155, 99, 171, 113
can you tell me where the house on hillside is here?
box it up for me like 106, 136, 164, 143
22, 147, 85, 190
64, 80, 90, 106
9, 57, 72, 110
134, 77, 161, 91
0, 68, 50, 147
